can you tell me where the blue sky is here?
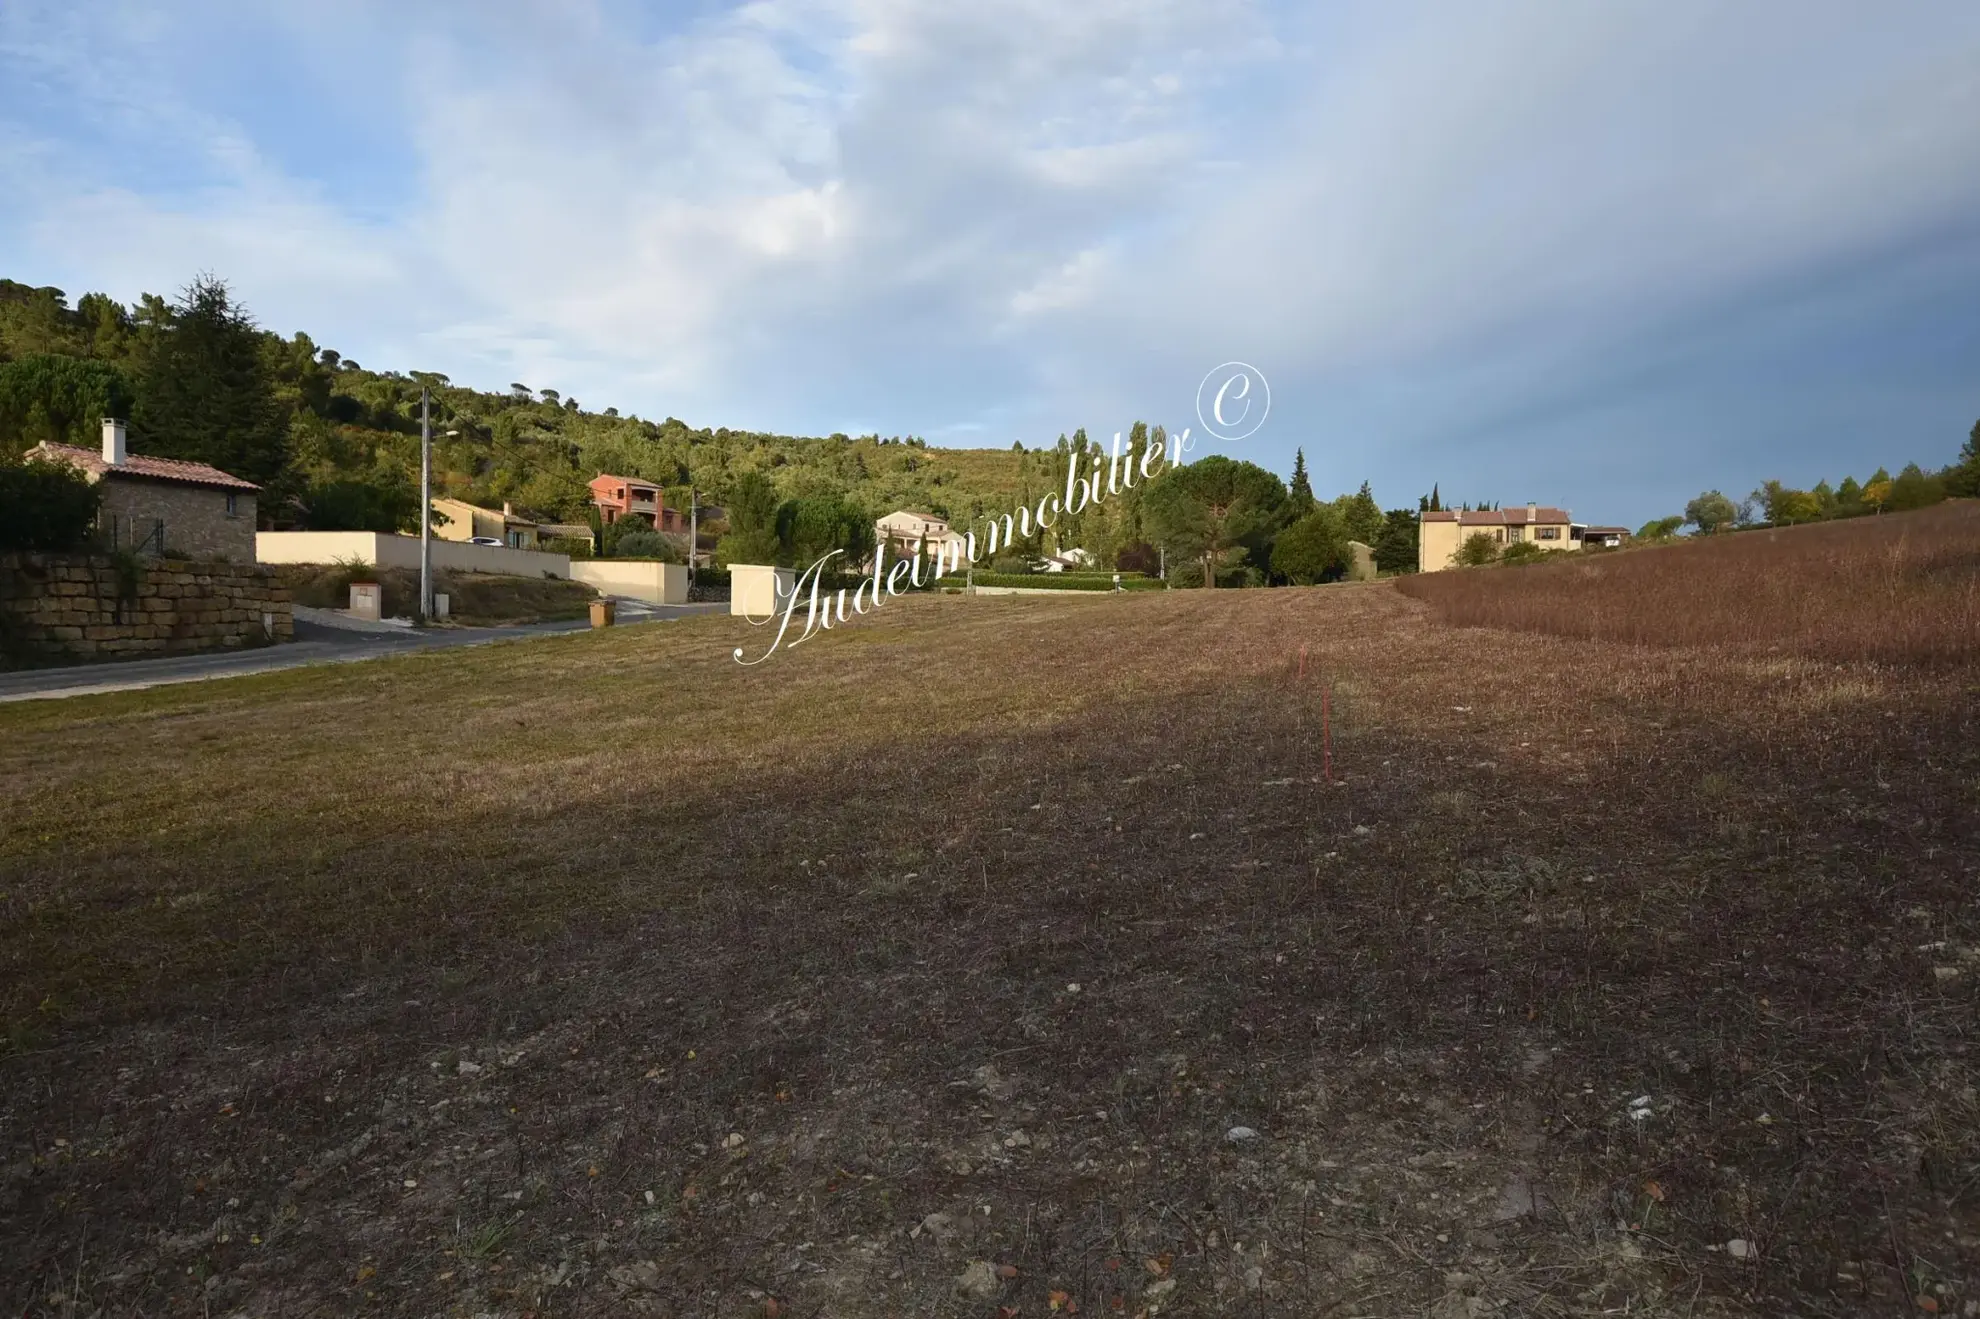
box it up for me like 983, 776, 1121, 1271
4, 0, 1978, 525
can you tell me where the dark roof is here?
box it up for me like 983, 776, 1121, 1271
1582, 526, 1630, 536
1421, 507, 1572, 526
36, 442, 259, 491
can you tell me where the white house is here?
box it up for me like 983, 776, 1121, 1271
874, 509, 971, 562
1040, 549, 1095, 573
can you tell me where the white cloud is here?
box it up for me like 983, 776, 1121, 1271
3, 0, 1979, 516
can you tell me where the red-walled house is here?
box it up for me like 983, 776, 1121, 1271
588, 473, 687, 533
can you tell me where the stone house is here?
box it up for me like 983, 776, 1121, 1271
32, 420, 259, 563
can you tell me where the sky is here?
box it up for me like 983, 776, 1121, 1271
4, 0, 1979, 526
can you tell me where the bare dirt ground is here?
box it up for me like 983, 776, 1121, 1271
2, 583, 1976, 1317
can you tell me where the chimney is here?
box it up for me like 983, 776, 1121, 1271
102, 418, 127, 467
502, 501, 514, 517
1526, 501, 1537, 522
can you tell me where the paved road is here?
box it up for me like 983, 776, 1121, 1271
0, 601, 727, 703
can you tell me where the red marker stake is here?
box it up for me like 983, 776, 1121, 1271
1321, 682, 1334, 783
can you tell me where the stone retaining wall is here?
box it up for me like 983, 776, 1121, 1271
0, 552, 295, 665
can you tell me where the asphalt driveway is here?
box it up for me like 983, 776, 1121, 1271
0, 601, 726, 702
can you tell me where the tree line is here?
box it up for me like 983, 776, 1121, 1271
0, 274, 1047, 537
1652, 442, 1977, 539
27, 269, 1958, 586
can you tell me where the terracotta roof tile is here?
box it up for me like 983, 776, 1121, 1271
1420, 507, 1573, 525
36, 442, 259, 491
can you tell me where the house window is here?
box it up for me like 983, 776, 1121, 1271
1505, 526, 1521, 542
1537, 526, 1560, 540
225, 493, 238, 517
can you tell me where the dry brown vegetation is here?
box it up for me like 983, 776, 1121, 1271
1, 570, 1977, 1317
1398, 500, 1980, 663
274, 562, 599, 625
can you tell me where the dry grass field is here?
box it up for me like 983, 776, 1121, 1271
1398, 500, 1980, 664
2, 519, 1978, 1317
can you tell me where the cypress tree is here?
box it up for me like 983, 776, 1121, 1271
1289, 448, 1316, 514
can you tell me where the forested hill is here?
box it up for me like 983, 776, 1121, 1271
0, 274, 1060, 532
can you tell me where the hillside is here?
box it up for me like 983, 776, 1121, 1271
0, 275, 1064, 531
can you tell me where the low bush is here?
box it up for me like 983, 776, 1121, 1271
610, 528, 683, 561
1498, 541, 1565, 565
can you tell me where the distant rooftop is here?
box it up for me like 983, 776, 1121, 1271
35, 441, 259, 492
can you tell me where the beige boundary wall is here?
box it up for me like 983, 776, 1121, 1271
0, 552, 294, 664
568, 560, 688, 605
255, 532, 571, 578
730, 564, 794, 619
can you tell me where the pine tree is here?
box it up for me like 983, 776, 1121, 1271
133, 275, 288, 490
1340, 480, 1383, 543
1289, 448, 1316, 514
1948, 419, 1980, 498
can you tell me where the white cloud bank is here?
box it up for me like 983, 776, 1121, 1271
4, 0, 1979, 518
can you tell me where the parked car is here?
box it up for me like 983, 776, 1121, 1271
467, 536, 504, 546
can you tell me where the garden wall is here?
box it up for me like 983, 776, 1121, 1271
0, 552, 294, 666
255, 531, 572, 579
568, 559, 688, 604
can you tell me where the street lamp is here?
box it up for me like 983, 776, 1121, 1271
416, 383, 458, 623
420, 388, 432, 622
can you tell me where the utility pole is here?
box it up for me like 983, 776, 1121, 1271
688, 489, 698, 595
419, 386, 433, 623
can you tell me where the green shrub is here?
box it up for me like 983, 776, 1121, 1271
0, 455, 102, 551
1271, 509, 1350, 584
1455, 532, 1501, 567
609, 528, 679, 560
1499, 541, 1563, 565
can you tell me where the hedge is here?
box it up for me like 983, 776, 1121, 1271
962, 572, 1165, 591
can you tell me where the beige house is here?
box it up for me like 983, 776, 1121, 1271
33, 420, 258, 562
432, 498, 539, 549
1418, 504, 1584, 572
875, 509, 970, 564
